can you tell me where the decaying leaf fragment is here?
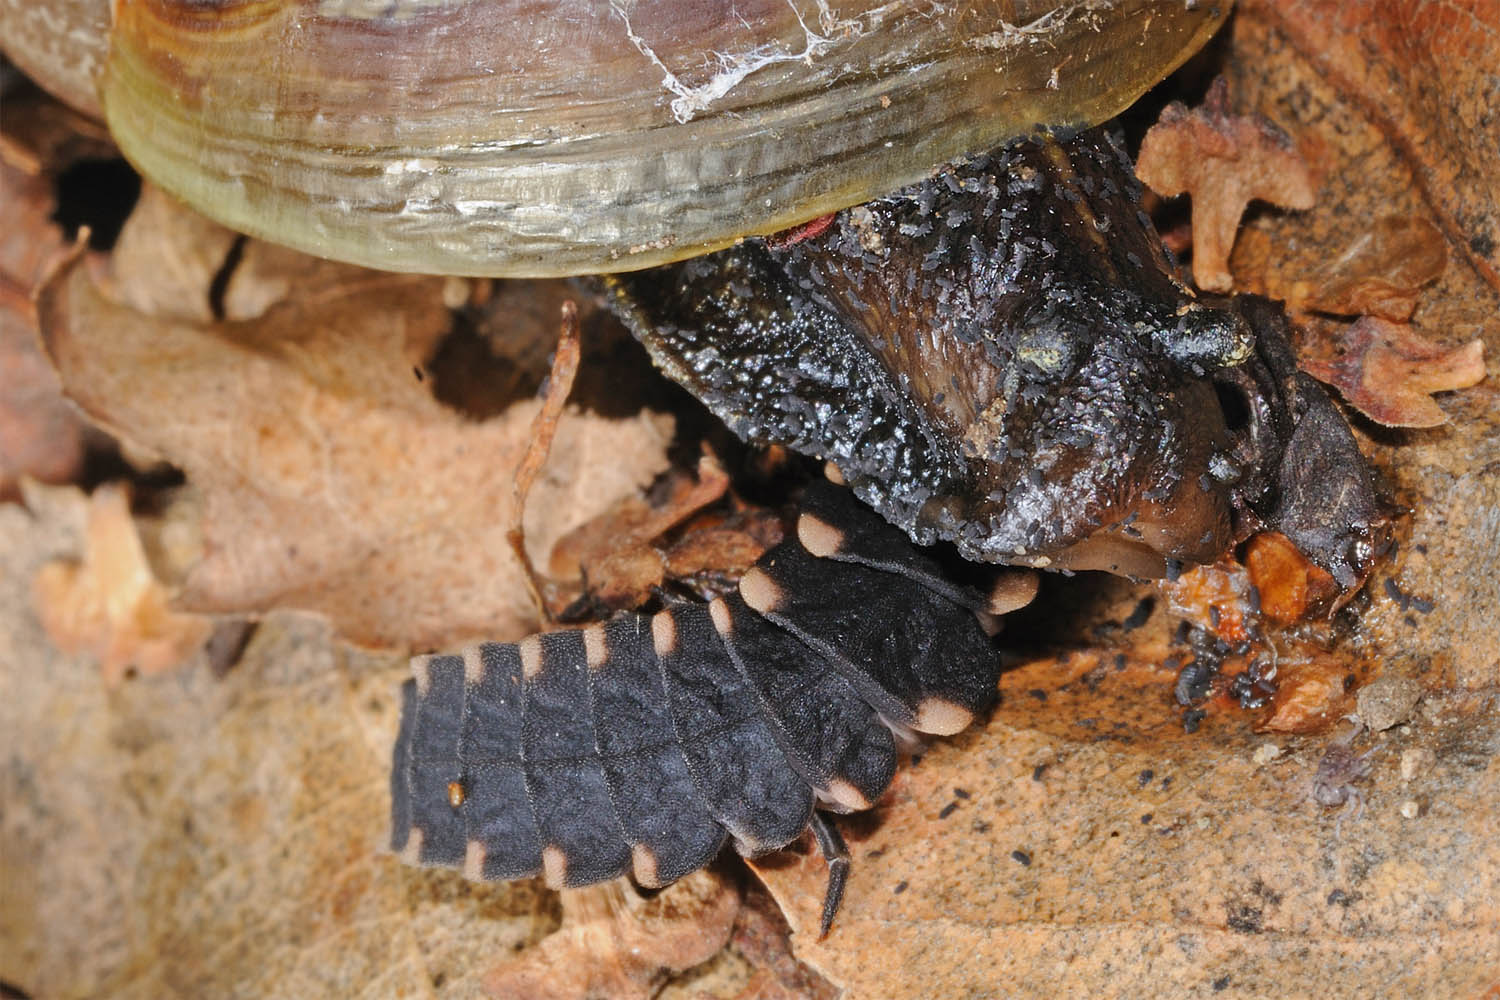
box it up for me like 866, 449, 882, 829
1244, 531, 1342, 625
1137, 78, 1316, 292
34, 216, 674, 649
545, 454, 743, 612
0, 140, 89, 498
1237, 0, 1500, 289
1300, 316, 1486, 427
1285, 215, 1448, 321
31, 481, 212, 683
1159, 561, 1259, 642
1258, 653, 1352, 734
749, 640, 1500, 999
481, 871, 739, 1000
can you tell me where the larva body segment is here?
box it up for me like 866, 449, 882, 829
401, 654, 469, 868
714, 593, 898, 813
656, 604, 817, 855
391, 482, 1004, 896
459, 642, 543, 879
521, 631, 634, 886
586, 616, 726, 887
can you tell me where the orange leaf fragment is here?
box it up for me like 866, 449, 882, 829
1137, 77, 1316, 292
1244, 531, 1341, 624
32, 483, 212, 683
1159, 561, 1258, 644
1259, 654, 1351, 734
1300, 316, 1486, 427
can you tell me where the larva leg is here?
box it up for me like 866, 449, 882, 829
457, 642, 543, 879
713, 593, 897, 812
654, 605, 815, 856
520, 631, 633, 887
586, 616, 727, 887
809, 811, 851, 938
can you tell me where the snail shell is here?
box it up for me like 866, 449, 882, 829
89, 0, 1226, 277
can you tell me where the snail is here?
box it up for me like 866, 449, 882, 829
10, 0, 1382, 581
8, 0, 1391, 925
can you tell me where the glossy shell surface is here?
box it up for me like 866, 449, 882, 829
99, 0, 1227, 277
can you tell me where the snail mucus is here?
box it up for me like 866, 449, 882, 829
20, 0, 1391, 929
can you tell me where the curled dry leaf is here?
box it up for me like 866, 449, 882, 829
0, 119, 88, 498
1300, 315, 1486, 428
728, 884, 839, 1000
661, 513, 783, 589
35, 240, 673, 650
31, 481, 212, 683
0, 300, 86, 499
546, 455, 735, 611
481, 871, 740, 1000
1284, 215, 1448, 321
1137, 77, 1316, 292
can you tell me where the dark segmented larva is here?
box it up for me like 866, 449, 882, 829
390, 481, 1003, 926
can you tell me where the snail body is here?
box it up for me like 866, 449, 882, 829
611, 128, 1388, 584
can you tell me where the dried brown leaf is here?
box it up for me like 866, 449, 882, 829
549, 456, 730, 581
0, 132, 88, 497
107, 183, 241, 323
662, 523, 778, 587
751, 650, 1500, 998
546, 456, 733, 611
1240, 0, 1500, 290
2, 492, 564, 998
726, 885, 839, 1000
1284, 215, 1448, 320
1300, 316, 1487, 427
1137, 77, 1316, 292
30, 481, 212, 684
1, 304, 86, 498
482, 873, 739, 1000
35, 243, 673, 649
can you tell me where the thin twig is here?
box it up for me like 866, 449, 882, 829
507, 300, 583, 625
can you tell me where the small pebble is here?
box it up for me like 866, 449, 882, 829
1400, 799, 1422, 819
1400, 747, 1435, 782
1251, 742, 1282, 765
1356, 675, 1424, 732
